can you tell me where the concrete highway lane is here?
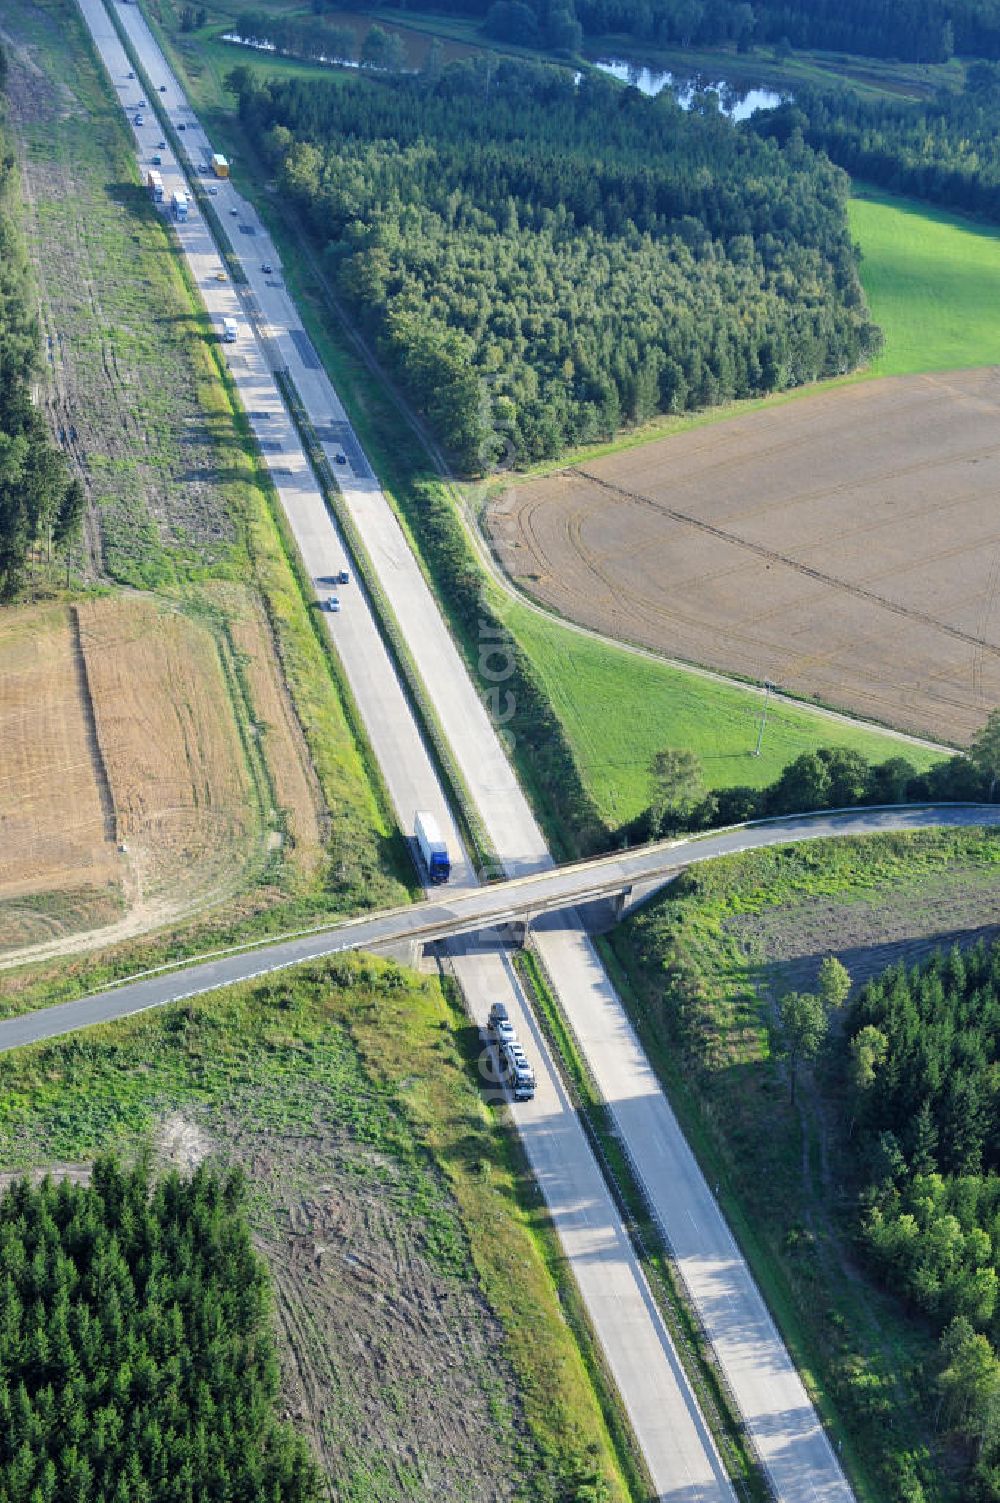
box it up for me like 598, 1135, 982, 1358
67, 4, 742, 1496
70, 5, 1000, 1495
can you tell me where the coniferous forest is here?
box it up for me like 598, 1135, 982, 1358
231, 59, 880, 469
849, 944, 1000, 1494
0, 1159, 321, 1503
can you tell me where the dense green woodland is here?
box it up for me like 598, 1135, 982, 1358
0, 1159, 320, 1503
0, 46, 83, 601
849, 945, 1000, 1497
364, 0, 1000, 61
232, 59, 878, 468
757, 65, 1000, 224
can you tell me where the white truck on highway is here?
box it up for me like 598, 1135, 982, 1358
501, 1041, 536, 1101
414, 810, 450, 884
146, 168, 164, 203
222, 317, 238, 343
171, 189, 188, 221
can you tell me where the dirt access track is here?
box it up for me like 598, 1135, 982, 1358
487, 369, 1000, 745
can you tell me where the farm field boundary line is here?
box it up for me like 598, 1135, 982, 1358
465, 479, 952, 758
575, 465, 1000, 661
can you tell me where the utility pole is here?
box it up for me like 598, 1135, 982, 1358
754, 678, 773, 757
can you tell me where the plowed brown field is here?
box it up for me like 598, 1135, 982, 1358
0, 594, 323, 958
487, 370, 1000, 743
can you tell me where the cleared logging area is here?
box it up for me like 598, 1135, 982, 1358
0, 595, 322, 958
488, 368, 1000, 744
0, 960, 628, 1503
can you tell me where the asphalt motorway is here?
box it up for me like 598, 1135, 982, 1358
73, 4, 740, 1498
64, 8, 990, 1498
5, 803, 998, 1054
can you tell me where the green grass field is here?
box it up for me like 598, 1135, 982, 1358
608, 825, 1000, 1502
502, 600, 941, 825
849, 188, 1000, 375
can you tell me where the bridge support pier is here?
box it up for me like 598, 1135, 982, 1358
370, 937, 425, 968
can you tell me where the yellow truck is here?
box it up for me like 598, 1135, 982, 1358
211, 153, 229, 179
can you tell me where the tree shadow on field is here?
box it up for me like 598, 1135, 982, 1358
770, 921, 1000, 998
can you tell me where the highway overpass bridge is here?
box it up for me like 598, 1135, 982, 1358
1, 803, 998, 1058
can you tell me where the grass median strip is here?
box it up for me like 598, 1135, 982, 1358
274, 370, 500, 880
515, 945, 772, 1503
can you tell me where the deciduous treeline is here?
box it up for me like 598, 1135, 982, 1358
755, 66, 1000, 224
635, 730, 997, 842
0, 1158, 321, 1503
364, 0, 1000, 61
0, 52, 83, 599
230, 58, 878, 470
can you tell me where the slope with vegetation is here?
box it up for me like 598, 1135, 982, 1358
0, 43, 83, 601
849, 945, 1000, 1496
231, 56, 879, 468
0, 957, 631, 1503
609, 825, 1000, 1502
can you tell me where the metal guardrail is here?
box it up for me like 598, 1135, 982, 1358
272, 368, 501, 883
521, 938, 777, 1503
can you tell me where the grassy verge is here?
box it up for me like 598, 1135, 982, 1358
0, 954, 635, 1503
500, 600, 942, 827
604, 825, 1000, 1503
35, 0, 409, 915
515, 946, 769, 1502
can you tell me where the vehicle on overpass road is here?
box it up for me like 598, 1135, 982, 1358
76, 3, 737, 1498
70, 2, 985, 1496
4, 804, 997, 1057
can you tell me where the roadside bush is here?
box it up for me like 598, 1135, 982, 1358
628, 734, 1000, 839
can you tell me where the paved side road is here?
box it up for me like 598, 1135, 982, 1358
3, 802, 997, 1055
64, 5, 740, 1496
72, 6, 993, 1496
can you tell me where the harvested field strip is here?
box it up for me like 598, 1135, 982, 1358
489, 367, 1000, 748
210, 582, 326, 879
1, 0, 405, 957
0, 604, 121, 903
575, 463, 1000, 659
76, 593, 263, 903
